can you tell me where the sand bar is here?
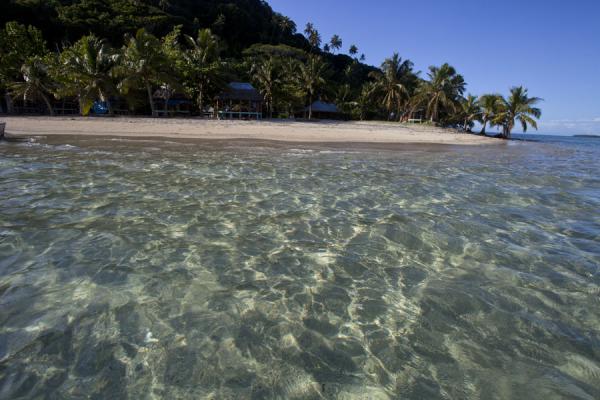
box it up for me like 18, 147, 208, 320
2, 116, 500, 145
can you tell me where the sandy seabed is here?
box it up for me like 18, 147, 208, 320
2, 116, 500, 146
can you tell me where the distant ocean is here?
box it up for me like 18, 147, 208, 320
513, 132, 600, 146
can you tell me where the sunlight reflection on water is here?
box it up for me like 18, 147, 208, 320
0, 136, 599, 399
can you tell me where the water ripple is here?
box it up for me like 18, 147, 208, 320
0, 136, 599, 399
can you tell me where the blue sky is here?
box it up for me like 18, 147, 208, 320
269, 0, 600, 134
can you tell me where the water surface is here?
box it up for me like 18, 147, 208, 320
1, 135, 599, 399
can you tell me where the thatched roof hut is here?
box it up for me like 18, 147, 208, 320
152, 87, 192, 116
306, 101, 340, 114
216, 82, 263, 103
215, 83, 263, 119
301, 100, 344, 120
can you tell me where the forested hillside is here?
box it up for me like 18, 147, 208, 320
0, 0, 308, 53
0, 0, 541, 137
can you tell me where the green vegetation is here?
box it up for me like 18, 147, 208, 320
0, 0, 541, 136
55, 35, 119, 115
9, 56, 56, 116
117, 28, 174, 116
495, 86, 543, 139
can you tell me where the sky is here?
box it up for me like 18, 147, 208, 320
268, 0, 600, 135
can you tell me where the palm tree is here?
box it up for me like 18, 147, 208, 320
10, 56, 56, 115
279, 57, 304, 117
252, 57, 279, 118
495, 86, 542, 139
356, 81, 379, 120
304, 23, 321, 52
415, 63, 465, 123
349, 45, 358, 57
278, 16, 295, 35
58, 35, 117, 115
117, 29, 173, 116
298, 55, 329, 119
304, 22, 315, 37
329, 35, 342, 53
371, 53, 416, 121
479, 93, 503, 135
274, 15, 295, 44
184, 28, 223, 111
459, 94, 481, 132
335, 83, 354, 115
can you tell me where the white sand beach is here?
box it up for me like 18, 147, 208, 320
2, 116, 500, 145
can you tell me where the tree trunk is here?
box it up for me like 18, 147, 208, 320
307, 94, 312, 120
146, 84, 156, 117
198, 82, 204, 114
5, 92, 14, 114
41, 93, 55, 116
480, 119, 487, 135
100, 90, 113, 116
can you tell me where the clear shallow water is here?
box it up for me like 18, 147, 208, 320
0, 135, 599, 399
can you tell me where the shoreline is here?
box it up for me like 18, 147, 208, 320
1, 116, 501, 146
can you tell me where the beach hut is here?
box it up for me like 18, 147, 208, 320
215, 82, 263, 120
153, 88, 193, 117
302, 101, 344, 120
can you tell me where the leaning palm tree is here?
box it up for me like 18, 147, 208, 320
183, 28, 223, 111
116, 28, 173, 116
329, 35, 342, 54
58, 35, 118, 115
479, 93, 503, 135
252, 57, 279, 118
495, 86, 542, 139
459, 94, 481, 132
371, 53, 416, 121
415, 63, 465, 123
298, 55, 329, 119
10, 56, 56, 115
